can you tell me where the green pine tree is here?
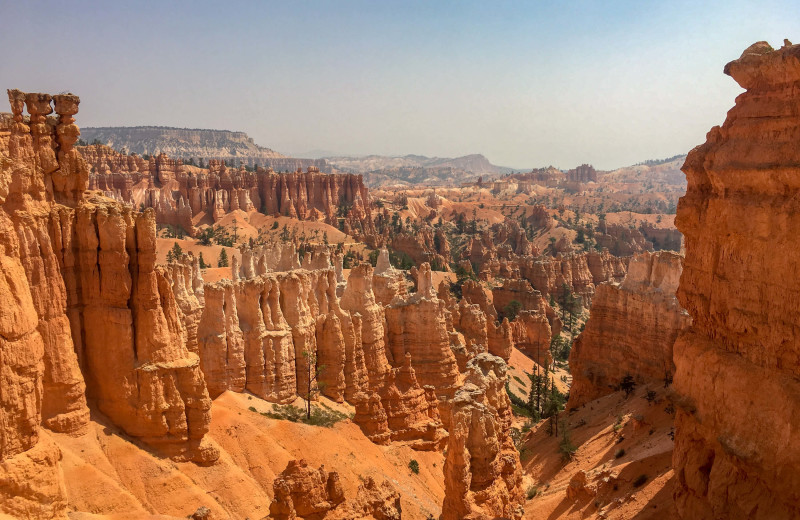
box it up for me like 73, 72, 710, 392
217, 248, 229, 267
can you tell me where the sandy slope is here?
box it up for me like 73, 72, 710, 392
521, 386, 674, 520
49, 392, 445, 519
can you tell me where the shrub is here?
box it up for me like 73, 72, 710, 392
526, 485, 539, 499
503, 300, 523, 321
615, 448, 626, 459
633, 474, 648, 487
645, 390, 657, 403
613, 414, 624, 433
409, 459, 420, 474
558, 421, 577, 461
620, 374, 636, 397
259, 404, 348, 428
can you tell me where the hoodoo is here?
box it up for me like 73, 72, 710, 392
568, 250, 690, 409
673, 41, 800, 520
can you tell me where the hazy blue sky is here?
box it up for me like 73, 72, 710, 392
2, 1, 799, 169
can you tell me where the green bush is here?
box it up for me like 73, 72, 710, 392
526, 485, 539, 499
615, 448, 626, 459
559, 425, 577, 461
633, 474, 648, 487
409, 459, 420, 474
255, 404, 348, 428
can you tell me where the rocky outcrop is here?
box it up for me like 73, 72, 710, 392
389, 224, 451, 270
0, 90, 215, 519
566, 163, 597, 183
193, 261, 447, 448
441, 354, 524, 520
385, 263, 461, 400
269, 459, 346, 519
672, 41, 800, 520
270, 459, 402, 520
81, 145, 373, 235
372, 248, 408, 305
510, 311, 551, 365
518, 250, 627, 304
66, 203, 214, 461
353, 353, 447, 450
567, 251, 690, 408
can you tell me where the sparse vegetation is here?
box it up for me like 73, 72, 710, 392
620, 374, 636, 397
503, 299, 522, 321
558, 419, 577, 461
250, 403, 349, 428
526, 485, 539, 499
613, 414, 625, 433
217, 248, 229, 267
408, 459, 420, 474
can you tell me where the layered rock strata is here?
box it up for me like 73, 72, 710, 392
269, 459, 402, 520
82, 144, 374, 235
441, 354, 524, 520
0, 90, 215, 519
517, 250, 627, 305
672, 41, 800, 520
385, 263, 461, 399
567, 251, 690, 409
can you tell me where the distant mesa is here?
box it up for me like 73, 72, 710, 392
326, 153, 514, 187
80, 126, 332, 172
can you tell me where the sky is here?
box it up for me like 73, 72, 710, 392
1, 1, 799, 170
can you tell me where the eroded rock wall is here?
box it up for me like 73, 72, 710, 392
672, 41, 800, 520
82, 144, 374, 235
441, 354, 524, 520
567, 250, 689, 408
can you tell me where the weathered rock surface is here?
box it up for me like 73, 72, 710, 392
518, 250, 627, 305
672, 41, 800, 520
441, 354, 524, 520
0, 89, 215, 519
567, 250, 690, 408
82, 143, 373, 235
385, 263, 461, 400
269, 458, 402, 520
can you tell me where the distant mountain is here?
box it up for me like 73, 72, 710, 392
601, 155, 687, 186
80, 126, 285, 166
326, 153, 513, 187
80, 126, 335, 172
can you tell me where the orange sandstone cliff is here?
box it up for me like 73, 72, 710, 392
673, 41, 800, 520
0, 89, 526, 519
568, 250, 690, 409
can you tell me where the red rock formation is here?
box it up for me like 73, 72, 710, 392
441, 354, 524, 520
80, 146, 375, 235
372, 248, 409, 305
385, 263, 461, 400
672, 41, 800, 520
0, 90, 215, 519
270, 459, 402, 520
492, 278, 548, 318
340, 263, 392, 391
389, 224, 451, 270
566, 163, 597, 183
269, 459, 346, 519
518, 250, 627, 304
353, 353, 447, 450
567, 251, 689, 409
65, 205, 214, 461
510, 311, 552, 364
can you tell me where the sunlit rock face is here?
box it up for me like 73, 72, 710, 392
672, 41, 800, 520
567, 250, 690, 409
